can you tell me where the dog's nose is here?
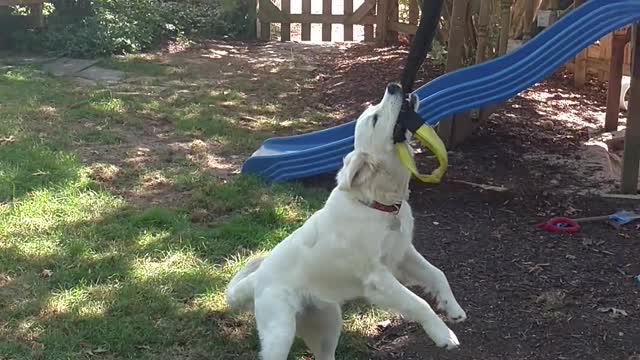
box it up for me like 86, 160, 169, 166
387, 83, 402, 95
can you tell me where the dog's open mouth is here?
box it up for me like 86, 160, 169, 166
390, 87, 449, 184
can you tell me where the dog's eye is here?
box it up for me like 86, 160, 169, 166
372, 114, 378, 127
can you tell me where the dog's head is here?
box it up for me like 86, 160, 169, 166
337, 83, 418, 203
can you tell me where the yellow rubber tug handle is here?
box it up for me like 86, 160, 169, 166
395, 124, 448, 183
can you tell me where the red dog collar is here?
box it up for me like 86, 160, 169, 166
370, 201, 402, 214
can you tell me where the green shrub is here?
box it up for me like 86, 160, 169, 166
5, 0, 254, 57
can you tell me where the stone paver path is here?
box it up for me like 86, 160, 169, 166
4, 56, 125, 84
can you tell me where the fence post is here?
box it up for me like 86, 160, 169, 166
605, 29, 629, 132
376, 0, 389, 45
621, 24, 640, 194
302, 0, 311, 41
364, 0, 375, 42
573, 0, 587, 87
388, 0, 399, 43
437, 0, 469, 145
523, 0, 535, 41
498, 0, 511, 56
408, 0, 419, 43
322, 0, 333, 41
345, 0, 354, 41
28, 3, 44, 28
281, 0, 291, 41
475, 0, 491, 63
248, 0, 258, 39
257, 0, 271, 41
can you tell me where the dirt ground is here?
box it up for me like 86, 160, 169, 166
287, 43, 640, 359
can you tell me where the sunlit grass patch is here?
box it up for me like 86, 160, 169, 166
0, 60, 384, 360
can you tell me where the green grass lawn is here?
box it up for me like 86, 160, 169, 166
0, 59, 384, 359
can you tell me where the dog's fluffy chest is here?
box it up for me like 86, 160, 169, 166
314, 191, 414, 273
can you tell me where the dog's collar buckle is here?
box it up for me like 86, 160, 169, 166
370, 201, 402, 214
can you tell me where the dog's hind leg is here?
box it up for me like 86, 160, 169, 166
398, 246, 466, 323
254, 287, 300, 360
296, 301, 342, 360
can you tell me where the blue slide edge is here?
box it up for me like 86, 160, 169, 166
241, 0, 640, 183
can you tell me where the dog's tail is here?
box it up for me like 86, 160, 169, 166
225, 256, 265, 311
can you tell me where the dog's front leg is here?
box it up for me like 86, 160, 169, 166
399, 246, 467, 323
363, 267, 459, 349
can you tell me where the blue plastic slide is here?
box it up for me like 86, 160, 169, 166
242, 0, 640, 183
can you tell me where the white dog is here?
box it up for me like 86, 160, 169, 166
225, 83, 466, 360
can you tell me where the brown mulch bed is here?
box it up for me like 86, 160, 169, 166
296, 43, 639, 360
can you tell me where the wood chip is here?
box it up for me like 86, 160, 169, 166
599, 193, 640, 200
452, 180, 509, 192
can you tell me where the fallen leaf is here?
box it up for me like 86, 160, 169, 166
0, 136, 15, 145
564, 206, 581, 216
377, 320, 391, 329
31, 341, 45, 352
40, 269, 53, 278
527, 263, 550, 274
597, 307, 629, 318
93, 346, 108, 353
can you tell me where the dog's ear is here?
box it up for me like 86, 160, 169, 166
337, 151, 376, 190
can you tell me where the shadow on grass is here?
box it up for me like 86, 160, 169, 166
0, 141, 84, 200
1, 192, 381, 359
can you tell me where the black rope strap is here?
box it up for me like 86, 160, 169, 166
400, 0, 445, 94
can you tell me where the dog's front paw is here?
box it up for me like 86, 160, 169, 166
437, 297, 467, 323
445, 303, 467, 323
427, 325, 460, 350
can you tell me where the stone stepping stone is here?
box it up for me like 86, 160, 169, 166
76, 66, 125, 83
42, 57, 99, 77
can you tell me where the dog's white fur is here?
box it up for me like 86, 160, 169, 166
225, 84, 466, 360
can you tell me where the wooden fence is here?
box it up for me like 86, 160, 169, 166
565, 30, 633, 81
0, 0, 45, 27
255, 0, 424, 44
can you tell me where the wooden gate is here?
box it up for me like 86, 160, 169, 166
255, 0, 422, 44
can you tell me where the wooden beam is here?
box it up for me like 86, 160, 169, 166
573, 0, 587, 87
28, 2, 44, 28
475, 0, 491, 64
408, 0, 419, 42
498, 0, 511, 56
565, 57, 632, 77
364, 0, 375, 42
258, 0, 288, 22
388, 0, 399, 43
605, 30, 628, 132
248, 0, 258, 39
438, 0, 469, 145
621, 24, 640, 194
408, 0, 419, 25
281, 0, 291, 41
376, 0, 389, 46
288, 14, 377, 24
322, 0, 333, 41
257, 0, 273, 41
388, 21, 417, 35
0, 0, 44, 5
344, 0, 354, 41
302, 0, 311, 41
351, 0, 376, 24
523, 0, 535, 41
